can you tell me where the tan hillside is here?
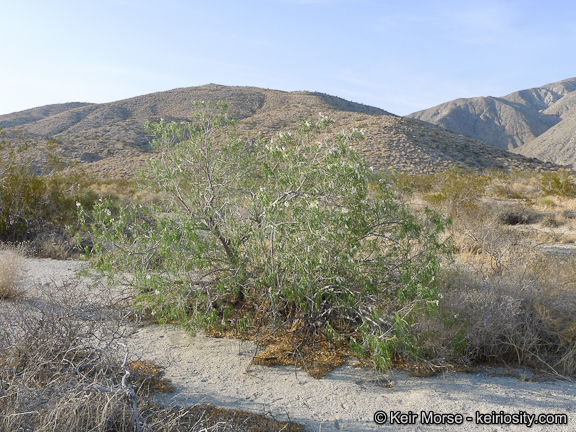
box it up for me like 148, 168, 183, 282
0, 84, 558, 179
0, 102, 94, 129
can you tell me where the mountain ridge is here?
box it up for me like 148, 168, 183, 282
407, 77, 576, 167
0, 84, 558, 179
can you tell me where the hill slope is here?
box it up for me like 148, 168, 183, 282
407, 77, 576, 167
0, 84, 557, 178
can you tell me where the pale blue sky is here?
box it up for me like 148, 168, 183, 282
1, 0, 575, 116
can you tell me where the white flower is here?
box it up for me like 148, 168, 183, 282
146, 275, 151, 280
76, 201, 81, 207
435, 300, 440, 306
155, 290, 160, 295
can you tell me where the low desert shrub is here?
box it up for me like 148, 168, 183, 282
541, 213, 563, 228
439, 257, 576, 376
29, 231, 85, 259
538, 197, 557, 209
539, 170, 576, 197
422, 165, 489, 217
0, 278, 132, 431
0, 156, 102, 259
0, 161, 99, 243
496, 207, 539, 226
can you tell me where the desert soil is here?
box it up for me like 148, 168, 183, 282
16, 255, 576, 431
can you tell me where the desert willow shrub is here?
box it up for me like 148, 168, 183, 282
81, 102, 451, 370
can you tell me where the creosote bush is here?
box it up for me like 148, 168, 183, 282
82, 102, 452, 375
0, 159, 98, 243
423, 166, 489, 217
539, 170, 576, 197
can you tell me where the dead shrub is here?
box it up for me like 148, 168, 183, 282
30, 231, 83, 259
0, 268, 304, 432
438, 264, 542, 366
541, 213, 563, 228
436, 213, 576, 376
0, 277, 152, 432
452, 214, 527, 277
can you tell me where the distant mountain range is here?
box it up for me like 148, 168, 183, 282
0, 84, 559, 179
407, 77, 576, 168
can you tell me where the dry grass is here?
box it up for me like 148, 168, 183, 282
437, 253, 576, 376
392, 169, 576, 377
426, 197, 576, 376
0, 269, 306, 432
0, 249, 24, 299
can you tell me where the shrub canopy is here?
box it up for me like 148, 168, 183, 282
84, 102, 451, 371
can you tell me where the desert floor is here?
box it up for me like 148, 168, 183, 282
15, 254, 576, 432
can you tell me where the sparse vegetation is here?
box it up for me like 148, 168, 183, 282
399, 169, 576, 376
4, 91, 576, 429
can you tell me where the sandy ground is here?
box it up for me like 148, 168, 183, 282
15, 255, 576, 431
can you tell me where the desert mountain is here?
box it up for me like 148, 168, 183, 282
407, 77, 576, 167
0, 84, 557, 178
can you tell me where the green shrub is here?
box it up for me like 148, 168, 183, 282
423, 166, 489, 217
0, 160, 97, 242
82, 102, 451, 373
539, 171, 576, 197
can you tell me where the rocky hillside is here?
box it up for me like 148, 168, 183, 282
0, 84, 558, 179
407, 77, 576, 167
